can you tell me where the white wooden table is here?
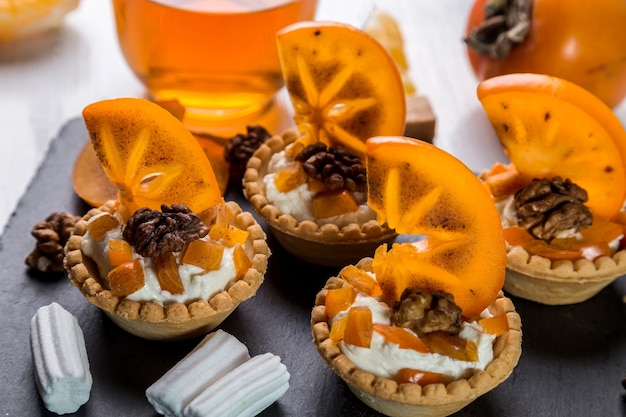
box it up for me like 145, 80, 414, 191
2, 0, 626, 234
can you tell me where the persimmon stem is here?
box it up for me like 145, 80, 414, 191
464, 0, 532, 59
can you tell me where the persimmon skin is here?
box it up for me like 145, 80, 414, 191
466, 0, 626, 108
478, 74, 626, 220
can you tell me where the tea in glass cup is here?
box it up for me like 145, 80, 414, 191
111, 0, 318, 135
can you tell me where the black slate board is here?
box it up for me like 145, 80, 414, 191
1, 118, 625, 417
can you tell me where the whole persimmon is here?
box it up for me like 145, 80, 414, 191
465, 0, 626, 108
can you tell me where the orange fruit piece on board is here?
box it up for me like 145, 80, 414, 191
366, 136, 506, 317
276, 21, 406, 157
477, 73, 626, 220
82, 98, 223, 216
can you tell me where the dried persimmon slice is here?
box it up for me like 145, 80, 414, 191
276, 21, 406, 156
478, 73, 626, 219
366, 136, 506, 317
72, 140, 118, 207
82, 98, 223, 215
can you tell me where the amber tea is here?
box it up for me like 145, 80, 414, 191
112, 0, 318, 134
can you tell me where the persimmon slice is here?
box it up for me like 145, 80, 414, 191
72, 140, 118, 207
276, 21, 406, 156
366, 136, 506, 317
82, 98, 223, 215
478, 73, 626, 219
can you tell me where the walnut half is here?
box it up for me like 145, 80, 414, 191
122, 204, 209, 258
513, 177, 592, 242
391, 288, 462, 336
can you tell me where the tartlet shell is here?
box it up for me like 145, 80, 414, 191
242, 130, 397, 267
64, 200, 270, 341
311, 258, 522, 417
504, 244, 626, 305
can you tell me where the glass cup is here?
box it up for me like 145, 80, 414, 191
111, 0, 318, 136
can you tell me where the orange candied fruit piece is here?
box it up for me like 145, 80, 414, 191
324, 287, 357, 319
199, 202, 230, 227
205, 204, 249, 247
395, 368, 443, 386
421, 332, 479, 362
181, 239, 225, 271
339, 265, 382, 297
329, 314, 348, 343
307, 178, 330, 194
107, 239, 133, 266
479, 314, 509, 337
209, 224, 249, 247
107, 259, 145, 297
273, 163, 308, 193
344, 306, 373, 348
87, 212, 120, 240
312, 190, 359, 219
580, 216, 624, 244
502, 226, 535, 247
154, 252, 184, 295
479, 162, 527, 200
233, 245, 252, 280
372, 323, 430, 353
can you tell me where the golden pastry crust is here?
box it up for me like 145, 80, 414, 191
64, 200, 269, 341
504, 244, 626, 305
243, 130, 396, 267
311, 258, 522, 417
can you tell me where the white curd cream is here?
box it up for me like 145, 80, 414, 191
263, 150, 377, 225
333, 292, 495, 380
81, 213, 236, 305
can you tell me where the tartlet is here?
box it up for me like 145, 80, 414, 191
64, 200, 269, 341
503, 245, 626, 305
493, 198, 626, 305
481, 167, 626, 305
243, 130, 397, 267
311, 258, 522, 417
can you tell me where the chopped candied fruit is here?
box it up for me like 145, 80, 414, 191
339, 265, 382, 297
87, 212, 120, 240
199, 202, 231, 227
479, 314, 509, 336
395, 369, 443, 386
107, 239, 133, 266
421, 332, 479, 362
181, 239, 225, 271
273, 163, 308, 192
154, 252, 184, 294
325, 287, 357, 319
233, 245, 252, 280
312, 190, 359, 219
307, 178, 330, 194
205, 204, 249, 247
107, 259, 144, 297
329, 315, 348, 343
372, 323, 429, 353
344, 306, 373, 348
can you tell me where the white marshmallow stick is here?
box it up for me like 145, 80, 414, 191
146, 329, 251, 417
30, 302, 92, 415
183, 352, 290, 417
